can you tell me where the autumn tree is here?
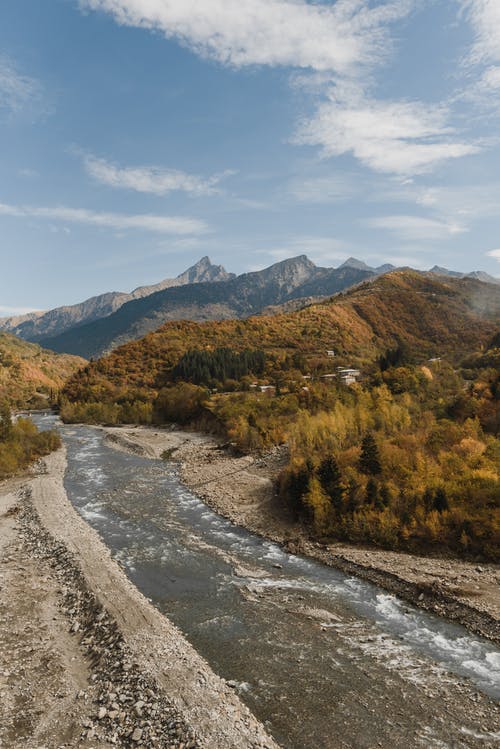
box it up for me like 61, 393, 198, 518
0, 402, 13, 442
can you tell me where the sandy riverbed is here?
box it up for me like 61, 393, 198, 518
0, 449, 278, 749
103, 425, 500, 644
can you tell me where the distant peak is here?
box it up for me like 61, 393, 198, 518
278, 255, 316, 269
178, 256, 212, 276
338, 257, 373, 272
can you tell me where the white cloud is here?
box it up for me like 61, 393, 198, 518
0, 57, 41, 115
487, 248, 500, 262
81, 0, 414, 74
294, 88, 479, 176
0, 202, 208, 234
368, 215, 468, 240
479, 66, 500, 89
462, 0, 500, 64
84, 154, 233, 196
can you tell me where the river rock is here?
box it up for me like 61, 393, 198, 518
131, 727, 143, 741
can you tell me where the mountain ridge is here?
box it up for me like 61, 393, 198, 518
38, 256, 376, 358
3, 255, 498, 359
62, 270, 500, 402
0, 257, 233, 342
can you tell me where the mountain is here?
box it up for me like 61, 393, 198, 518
38, 256, 376, 358
63, 271, 500, 403
126, 256, 234, 299
429, 265, 500, 285
338, 257, 374, 272
0, 257, 233, 342
0, 332, 86, 408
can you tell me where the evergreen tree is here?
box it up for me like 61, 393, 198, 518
359, 433, 382, 475
422, 488, 434, 513
365, 477, 378, 505
317, 456, 344, 512
433, 487, 449, 513
379, 483, 391, 508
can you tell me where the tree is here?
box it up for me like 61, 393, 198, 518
317, 456, 344, 512
365, 477, 379, 505
422, 488, 434, 513
433, 487, 449, 513
359, 433, 382, 475
0, 402, 13, 442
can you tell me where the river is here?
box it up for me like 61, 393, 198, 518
34, 414, 500, 748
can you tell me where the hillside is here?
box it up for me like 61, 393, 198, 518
0, 257, 233, 343
39, 257, 374, 358
0, 333, 86, 408
63, 271, 500, 397
61, 271, 500, 561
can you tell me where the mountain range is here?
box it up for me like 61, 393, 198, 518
63, 270, 500, 405
1, 255, 498, 359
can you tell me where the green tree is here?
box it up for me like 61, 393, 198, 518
433, 487, 449, 513
317, 456, 344, 512
359, 433, 382, 475
365, 477, 379, 505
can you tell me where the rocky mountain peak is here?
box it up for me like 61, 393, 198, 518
252, 255, 317, 293
338, 257, 373, 272
177, 256, 235, 285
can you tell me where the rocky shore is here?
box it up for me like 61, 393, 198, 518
103, 426, 500, 645
0, 449, 279, 749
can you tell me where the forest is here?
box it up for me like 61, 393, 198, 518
58, 272, 500, 560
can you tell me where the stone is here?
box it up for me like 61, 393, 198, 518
97, 707, 107, 720
131, 727, 143, 742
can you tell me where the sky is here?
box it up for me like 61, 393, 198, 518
1, 0, 500, 313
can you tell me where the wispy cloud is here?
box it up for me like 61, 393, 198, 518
80, 2, 482, 179
0, 57, 42, 116
0, 202, 208, 234
487, 248, 500, 262
462, 0, 500, 64
80, 0, 414, 75
293, 87, 479, 176
367, 215, 468, 241
83, 154, 234, 196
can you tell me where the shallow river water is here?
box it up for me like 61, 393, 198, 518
35, 415, 500, 748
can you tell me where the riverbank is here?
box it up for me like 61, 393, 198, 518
103, 425, 500, 644
0, 449, 279, 749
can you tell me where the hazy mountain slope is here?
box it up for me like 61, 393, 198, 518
38, 256, 376, 358
429, 265, 500, 285
0, 332, 86, 408
0, 257, 232, 342
63, 271, 500, 399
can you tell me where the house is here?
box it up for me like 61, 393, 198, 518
326, 350, 335, 357
338, 368, 361, 386
259, 385, 276, 394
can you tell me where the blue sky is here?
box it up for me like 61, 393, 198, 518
1, 0, 500, 312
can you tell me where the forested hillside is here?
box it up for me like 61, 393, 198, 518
60, 271, 499, 560
0, 333, 86, 409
